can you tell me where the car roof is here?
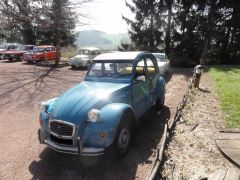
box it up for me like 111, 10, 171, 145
79, 47, 100, 51
152, 53, 165, 56
36, 45, 55, 48
22, 45, 35, 47
93, 51, 147, 61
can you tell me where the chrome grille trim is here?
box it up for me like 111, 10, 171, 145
49, 120, 75, 138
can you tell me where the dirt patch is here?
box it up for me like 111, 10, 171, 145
162, 73, 233, 179
0, 61, 191, 179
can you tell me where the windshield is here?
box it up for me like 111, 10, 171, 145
16, 45, 28, 51
33, 47, 45, 52
154, 54, 166, 62
0, 45, 7, 49
88, 62, 133, 78
78, 49, 90, 55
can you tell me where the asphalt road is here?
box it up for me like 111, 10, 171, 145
0, 60, 192, 180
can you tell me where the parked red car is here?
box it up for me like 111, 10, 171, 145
23, 45, 56, 62
0, 43, 21, 60
3, 45, 35, 61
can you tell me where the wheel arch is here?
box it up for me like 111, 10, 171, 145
82, 103, 138, 148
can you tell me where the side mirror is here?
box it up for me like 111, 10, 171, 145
136, 75, 146, 82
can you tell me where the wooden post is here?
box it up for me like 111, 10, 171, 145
194, 73, 201, 88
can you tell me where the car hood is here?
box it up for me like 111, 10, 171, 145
4, 50, 26, 54
51, 81, 130, 126
0, 49, 6, 52
72, 55, 88, 60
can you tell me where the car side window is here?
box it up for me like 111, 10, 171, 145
91, 51, 96, 56
45, 48, 50, 52
134, 59, 146, 79
146, 58, 157, 77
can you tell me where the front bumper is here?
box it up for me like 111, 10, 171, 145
69, 59, 87, 67
38, 129, 104, 157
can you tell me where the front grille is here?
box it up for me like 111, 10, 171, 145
50, 134, 73, 146
50, 120, 74, 137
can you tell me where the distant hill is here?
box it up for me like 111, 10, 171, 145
75, 30, 130, 50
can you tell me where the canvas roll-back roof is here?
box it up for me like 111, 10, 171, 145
93, 51, 146, 61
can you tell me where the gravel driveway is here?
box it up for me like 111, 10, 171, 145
0, 61, 192, 180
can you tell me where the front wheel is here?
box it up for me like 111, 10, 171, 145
86, 61, 91, 69
113, 118, 132, 158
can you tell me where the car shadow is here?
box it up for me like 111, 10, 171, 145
28, 106, 170, 179
0, 59, 20, 63
69, 67, 88, 71
21, 61, 36, 65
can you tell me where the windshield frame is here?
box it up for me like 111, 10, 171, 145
78, 49, 90, 55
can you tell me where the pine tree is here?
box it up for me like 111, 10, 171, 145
123, 0, 166, 52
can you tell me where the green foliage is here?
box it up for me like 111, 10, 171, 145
0, 0, 78, 46
209, 65, 240, 128
124, 0, 240, 66
123, 0, 166, 52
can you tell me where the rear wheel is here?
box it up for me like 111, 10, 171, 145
156, 93, 165, 110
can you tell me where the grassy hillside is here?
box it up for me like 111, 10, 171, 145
209, 65, 240, 128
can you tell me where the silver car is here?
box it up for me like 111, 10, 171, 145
152, 53, 170, 75
69, 47, 101, 69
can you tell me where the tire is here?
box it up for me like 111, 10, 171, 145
156, 93, 165, 110
86, 61, 91, 69
113, 116, 133, 159
71, 65, 75, 69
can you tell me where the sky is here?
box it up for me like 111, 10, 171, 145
77, 0, 133, 34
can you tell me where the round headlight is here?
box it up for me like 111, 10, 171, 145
40, 102, 49, 113
87, 109, 100, 122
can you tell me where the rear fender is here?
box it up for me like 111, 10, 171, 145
157, 76, 166, 99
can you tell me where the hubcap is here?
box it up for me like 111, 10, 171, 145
118, 127, 130, 150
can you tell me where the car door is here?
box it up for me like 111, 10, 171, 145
132, 57, 152, 118
146, 56, 158, 104
50, 47, 56, 60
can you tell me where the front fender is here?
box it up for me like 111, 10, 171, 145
157, 76, 166, 99
82, 103, 136, 148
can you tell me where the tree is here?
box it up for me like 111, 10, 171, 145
165, 0, 173, 55
123, 0, 166, 52
0, 0, 36, 44
0, 0, 92, 65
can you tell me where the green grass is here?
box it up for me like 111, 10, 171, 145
209, 65, 240, 128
